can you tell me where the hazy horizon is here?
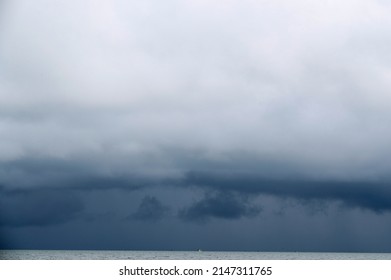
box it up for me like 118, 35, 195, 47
3, 250, 391, 260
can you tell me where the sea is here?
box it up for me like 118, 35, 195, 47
1, 250, 391, 260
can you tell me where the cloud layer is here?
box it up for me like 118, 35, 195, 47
2, 0, 391, 252
2, 0, 391, 182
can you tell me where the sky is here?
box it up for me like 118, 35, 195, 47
1, 0, 391, 252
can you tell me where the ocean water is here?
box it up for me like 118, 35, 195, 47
1, 250, 391, 260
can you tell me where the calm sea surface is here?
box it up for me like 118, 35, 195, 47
1, 250, 391, 260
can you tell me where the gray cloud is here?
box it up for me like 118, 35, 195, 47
184, 172, 391, 213
0, 157, 166, 191
179, 191, 261, 222
0, 188, 84, 227
1, 0, 391, 182
129, 195, 169, 222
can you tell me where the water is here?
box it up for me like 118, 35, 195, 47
2, 250, 391, 260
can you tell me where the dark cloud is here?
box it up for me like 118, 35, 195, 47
0, 188, 84, 227
0, 157, 154, 191
179, 191, 261, 222
184, 172, 391, 213
129, 195, 169, 222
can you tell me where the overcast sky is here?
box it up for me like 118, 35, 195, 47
2, 0, 391, 252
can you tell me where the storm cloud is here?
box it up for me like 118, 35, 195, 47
183, 172, 391, 213
1, 0, 391, 182
129, 195, 169, 222
2, 0, 391, 252
0, 187, 83, 227
179, 191, 261, 222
